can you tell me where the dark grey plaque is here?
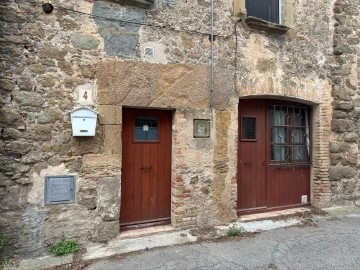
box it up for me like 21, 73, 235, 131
44, 175, 76, 205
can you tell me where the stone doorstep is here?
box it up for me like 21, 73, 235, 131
119, 224, 175, 239
237, 207, 311, 222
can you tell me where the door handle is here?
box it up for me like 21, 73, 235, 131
140, 166, 152, 171
244, 162, 253, 166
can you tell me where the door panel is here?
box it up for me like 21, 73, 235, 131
238, 99, 311, 214
121, 109, 172, 226
267, 166, 310, 208
238, 100, 267, 211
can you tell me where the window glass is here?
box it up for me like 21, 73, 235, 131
246, 0, 280, 24
242, 117, 256, 140
271, 146, 287, 161
135, 117, 158, 141
270, 105, 311, 165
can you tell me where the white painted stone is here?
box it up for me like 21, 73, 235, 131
83, 230, 197, 260
140, 41, 168, 64
10, 254, 73, 270
74, 83, 95, 106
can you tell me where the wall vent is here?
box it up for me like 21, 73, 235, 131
144, 46, 155, 58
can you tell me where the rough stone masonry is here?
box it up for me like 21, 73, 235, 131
0, 0, 358, 260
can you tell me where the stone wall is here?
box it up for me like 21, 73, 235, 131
329, 0, 360, 204
0, 0, 358, 260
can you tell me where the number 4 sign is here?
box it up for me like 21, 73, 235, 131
78, 89, 93, 103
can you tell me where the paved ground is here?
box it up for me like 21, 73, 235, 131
86, 213, 360, 270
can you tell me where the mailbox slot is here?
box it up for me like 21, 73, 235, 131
70, 108, 97, 136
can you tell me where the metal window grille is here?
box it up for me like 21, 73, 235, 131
270, 105, 311, 165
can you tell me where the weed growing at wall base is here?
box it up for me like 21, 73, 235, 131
50, 240, 79, 256
0, 236, 15, 269
226, 223, 245, 237
0, 237, 4, 251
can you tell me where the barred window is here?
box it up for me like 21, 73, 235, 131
270, 105, 311, 165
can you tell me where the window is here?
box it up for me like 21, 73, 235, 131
134, 117, 158, 141
241, 117, 256, 140
245, 0, 280, 24
270, 105, 311, 165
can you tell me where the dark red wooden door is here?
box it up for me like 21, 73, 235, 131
238, 99, 267, 211
120, 108, 172, 227
238, 99, 311, 213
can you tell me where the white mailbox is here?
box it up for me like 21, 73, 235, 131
70, 108, 98, 136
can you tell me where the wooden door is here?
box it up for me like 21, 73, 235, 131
238, 99, 311, 214
120, 108, 172, 227
238, 99, 267, 211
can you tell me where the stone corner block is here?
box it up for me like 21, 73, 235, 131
90, 220, 119, 242
98, 176, 121, 221
98, 105, 122, 125
104, 125, 122, 155
233, 0, 246, 16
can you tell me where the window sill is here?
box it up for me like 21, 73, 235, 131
244, 16, 290, 35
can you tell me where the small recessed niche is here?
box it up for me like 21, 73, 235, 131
193, 119, 210, 138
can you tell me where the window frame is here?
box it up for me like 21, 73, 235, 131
133, 116, 160, 143
241, 116, 257, 142
269, 104, 312, 166
245, 0, 281, 24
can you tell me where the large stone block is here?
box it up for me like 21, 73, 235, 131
329, 166, 356, 181
26, 124, 52, 141
97, 176, 120, 221
38, 46, 67, 60
92, 1, 146, 58
98, 105, 122, 125
90, 220, 119, 242
70, 33, 100, 50
13, 91, 44, 107
329, 142, 351, 153
0, 185, 29, 210
0, 107, 21, 125
96, 61, 226, 109
0, 78, 16, 91
331, 119, 353, 132
104, 125, 121, 155
82, 154, 121, 177
71, 136, 102, 155
37, 108, 63, 124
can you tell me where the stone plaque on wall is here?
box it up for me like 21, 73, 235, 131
44, 175, 76, 205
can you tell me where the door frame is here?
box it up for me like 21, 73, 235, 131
237, 99, 312, 215
120, 107, 173, 229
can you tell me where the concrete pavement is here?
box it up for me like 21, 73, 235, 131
86, 207, 360, 270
